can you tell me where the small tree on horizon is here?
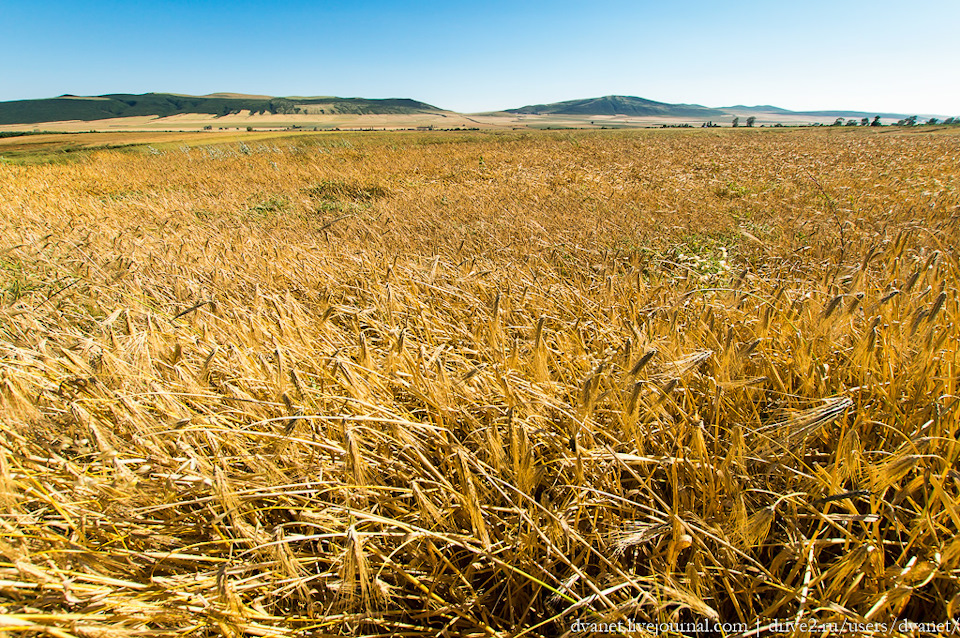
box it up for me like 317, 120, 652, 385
871, 116, 882, 127
746, 116, 756, 127
732, 116, 740, 128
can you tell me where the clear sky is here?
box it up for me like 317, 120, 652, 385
2, 0, 958, 115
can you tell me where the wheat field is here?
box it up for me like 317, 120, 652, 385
1, 127, 958, 637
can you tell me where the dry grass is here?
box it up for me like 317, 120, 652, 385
1, 127, 959, 636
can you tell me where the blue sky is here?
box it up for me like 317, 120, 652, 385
2, 0, 958, 115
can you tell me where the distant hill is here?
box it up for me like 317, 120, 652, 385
0, 93, 444, 125
505, 95, 726, 118
503, 96, 926, 122
788, 109, 909, 119
722, 104, 910, 119
722, 104, 796, 115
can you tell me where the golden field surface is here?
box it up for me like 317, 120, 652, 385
0, 131, 333, 165
1, 128, 959, 637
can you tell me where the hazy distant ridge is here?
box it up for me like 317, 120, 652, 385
722, 104, 910, 119
506, 95, 919, 121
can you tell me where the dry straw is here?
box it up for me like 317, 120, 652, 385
0, 127, 958, 636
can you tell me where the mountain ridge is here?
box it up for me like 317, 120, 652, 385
504, 95, 727, 118
0, 93, 444, 125
0, 92, 946, 128
505, 95, 922, 120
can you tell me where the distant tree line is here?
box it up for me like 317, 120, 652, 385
721, 114, 959, 128
727, 116, 758, 127
893, 115, 958, 126
831, 116, 883, 127
821, 115, 960, 127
